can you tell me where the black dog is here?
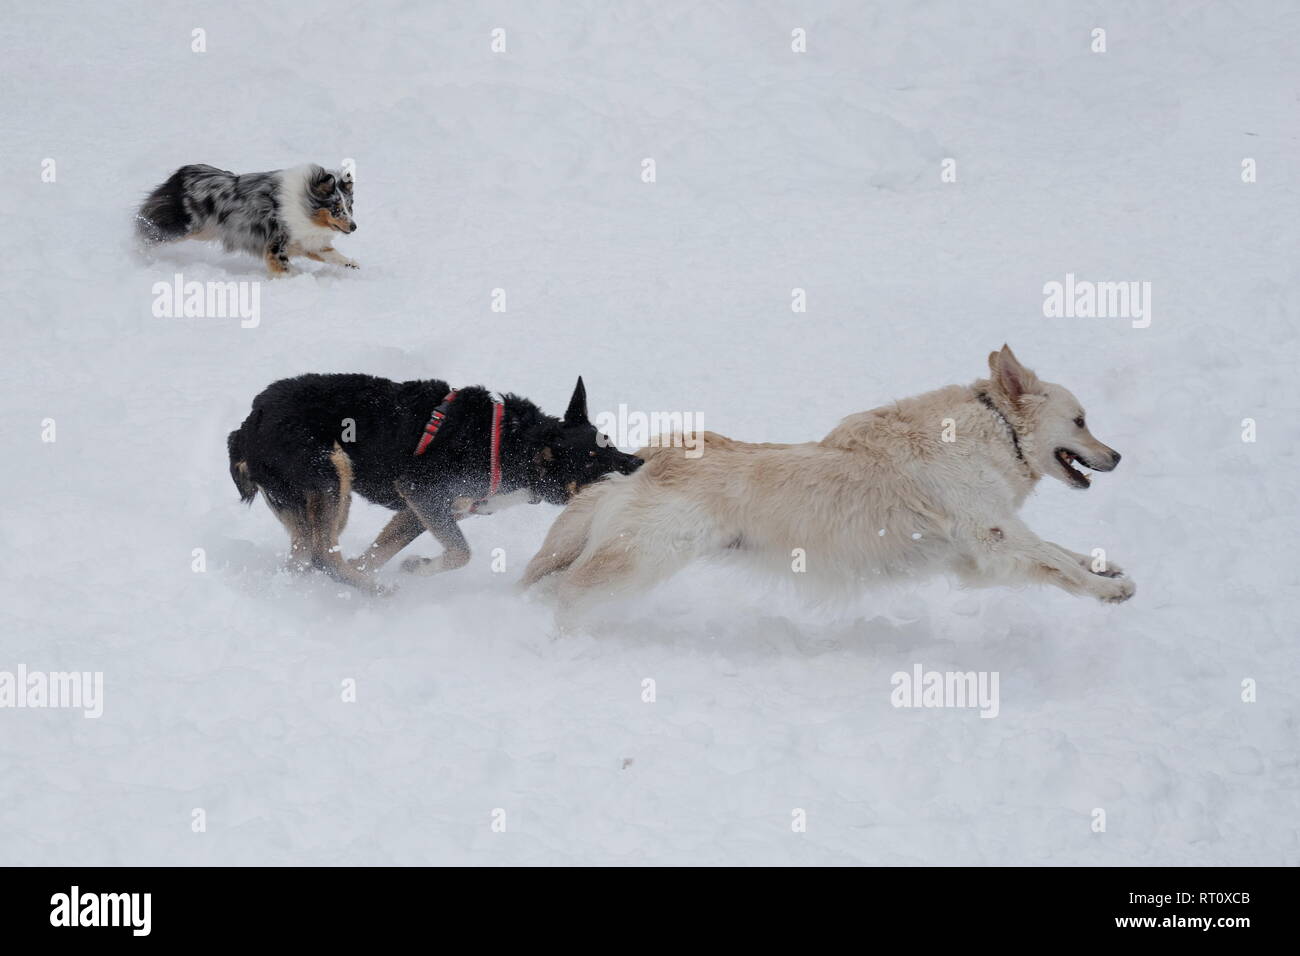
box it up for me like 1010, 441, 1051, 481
228, 374, 641, 591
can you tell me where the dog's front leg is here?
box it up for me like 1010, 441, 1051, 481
1045, 542, 1126, 579
396, 491, 471, 575
349, 508, 425, 573
306, 247, 360, 269
960, 519, 1134, 603
264, 232, 294, 277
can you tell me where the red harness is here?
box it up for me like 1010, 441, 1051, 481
413, 390, 505, 512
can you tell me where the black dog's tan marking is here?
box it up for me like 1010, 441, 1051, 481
259, 442, 381, 592
228, 373, 642, 590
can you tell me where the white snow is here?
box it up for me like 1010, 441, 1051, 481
1, 0, 1297, 865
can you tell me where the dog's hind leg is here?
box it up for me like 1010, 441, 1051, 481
520, 487, 605, 587
556, 543, 640, 610
301, 491, 388, 594
264, 228, 293, 277
396, 492, 472, 576
266, 501, 314, 571
552, 490, 714, 618
555, 531, 696, 617
553, 541, 685, 626
349, 508, 425, 573
290, 445, 387, 594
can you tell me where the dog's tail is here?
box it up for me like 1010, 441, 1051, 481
136, 167, 196, 243
227, 428, 258, 504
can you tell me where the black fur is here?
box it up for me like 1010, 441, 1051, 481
136, 166, 201, 242
137, 164, 282, 249
227, 373, 642, 585
227, 428, 257, 502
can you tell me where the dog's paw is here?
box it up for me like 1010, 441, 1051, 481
401, 556, 431, 573
1076, 555, 1124, 578
1095, 576, 1135, 604
340, 258, 360, 269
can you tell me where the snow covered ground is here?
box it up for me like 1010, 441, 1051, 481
1, 0, 1297, 865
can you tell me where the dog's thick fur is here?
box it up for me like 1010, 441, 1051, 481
523, 346, 1134, 613
137, 163, 358, 275
229, 373, 641, 592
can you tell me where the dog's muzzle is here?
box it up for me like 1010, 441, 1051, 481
1055, 447, 1120, 488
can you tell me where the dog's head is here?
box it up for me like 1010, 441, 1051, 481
531, 377, 643, 504
987, 344, 1121, 489
307, 166, 357, 234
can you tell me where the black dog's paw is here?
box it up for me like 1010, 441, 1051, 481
401, 556, 433, 573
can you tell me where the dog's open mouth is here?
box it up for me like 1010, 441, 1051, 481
1055, 448, 1094, 488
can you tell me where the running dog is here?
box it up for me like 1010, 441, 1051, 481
137, 163, 357, 275
228, 374, 642, 592
523, 346, 1134, 612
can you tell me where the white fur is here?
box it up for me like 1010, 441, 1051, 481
276, 165, 337, 252
524, 347, 1135, 618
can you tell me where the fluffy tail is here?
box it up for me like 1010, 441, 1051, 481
136, 167, 196, 243
227, 429, 258, 503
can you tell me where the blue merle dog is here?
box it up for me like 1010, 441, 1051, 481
136, 163, 357, 276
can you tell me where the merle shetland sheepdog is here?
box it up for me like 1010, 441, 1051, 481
136, 163, 357, 276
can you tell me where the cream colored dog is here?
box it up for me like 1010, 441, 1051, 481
523, 346, 1134, 613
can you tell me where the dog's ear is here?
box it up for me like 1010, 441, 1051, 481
339, 170, 353, 194
564, 376, 588, 424
311, 170, 337, 197
989, 344, 1040, 401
